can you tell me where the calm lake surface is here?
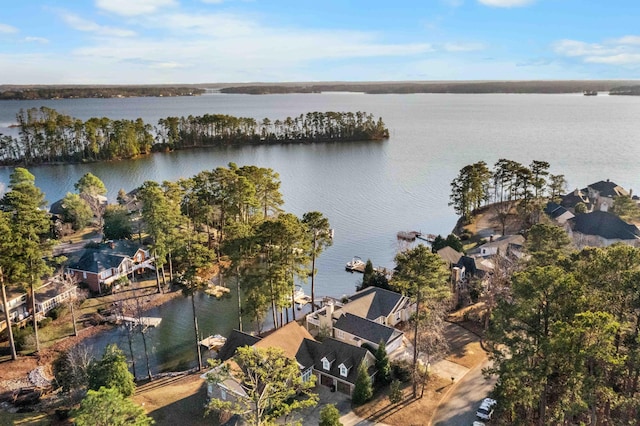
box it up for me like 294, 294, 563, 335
1, 92, 638, 374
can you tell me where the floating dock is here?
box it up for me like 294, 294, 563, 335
397, 231, 436, 243
115, 315, 162, 328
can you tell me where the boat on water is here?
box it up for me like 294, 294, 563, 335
345, 256, 365, 272
583, 90, 598, 96
199, 334, 227, 351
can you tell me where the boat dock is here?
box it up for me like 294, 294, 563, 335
114, 315, 162, 328
397, 231, 436, 243
199, 334, 227, 350
345, 257, 392, 276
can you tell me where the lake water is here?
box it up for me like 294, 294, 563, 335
1, 92, 639, 374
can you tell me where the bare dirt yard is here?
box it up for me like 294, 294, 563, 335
353, 315, 487, 426
133, 374, 213, 426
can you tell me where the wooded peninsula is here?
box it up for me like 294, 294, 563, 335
0, 86, 205, 100
0, 107, 389, 166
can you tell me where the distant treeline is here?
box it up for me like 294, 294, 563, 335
0, 107, 389, 166
609, 85, 640, 96
0, 86, 205, 100
221, 80, 640, 95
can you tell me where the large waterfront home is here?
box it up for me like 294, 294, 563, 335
66, 240, 154, 294
206, 321, 376, 400
568, 210, 640, 248
305, 286, 413, 354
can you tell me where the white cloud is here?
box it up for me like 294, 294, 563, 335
585, 54, 640, 65
442, 42, 485, 52
62, 13, 136, 37
478, 0, 536, 7
0, 23, 18, 34
553, 37, 640, 66
201, 0, 225, 3
614, 35, 640, 45
95, 0, 177, 16
24, 36, 49, 44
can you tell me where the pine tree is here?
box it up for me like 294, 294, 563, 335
375, 340, 391, 386
352, 362, 373, 405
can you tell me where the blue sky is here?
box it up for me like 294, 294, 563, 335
1, 0, 639, 84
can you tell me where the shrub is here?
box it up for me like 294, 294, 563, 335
39, 317, 52, 328
391, 360, 412, 382
319, 404, 343, 426
48, 305, 67, 320
12, 325, 35, 352
389, 379, 403, 404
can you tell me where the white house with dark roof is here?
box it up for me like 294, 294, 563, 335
544, 202, 575, 225
467, 234, 525, 258
569, 210, 640, 248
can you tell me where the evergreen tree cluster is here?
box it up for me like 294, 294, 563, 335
488, 224, 640, 424
449, 159, 567, 221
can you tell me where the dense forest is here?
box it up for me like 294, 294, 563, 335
220, 80, 640, 95
0, 86, 204, 100
0, 107, 389, 166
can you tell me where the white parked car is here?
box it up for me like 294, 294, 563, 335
476, 397, 497, 420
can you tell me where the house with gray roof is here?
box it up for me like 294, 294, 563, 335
569, 210, 640, 248
306, 287, 411, 356
561, 189, 593, 212
296, 337, 376, 396
544, 202, 575, 225
336, 286, 414, 327
467, 234, 525, 259
584, 180, 628, 212
333, 312, 404, 353
204, 322, 376, 400
66, 240, 153, 293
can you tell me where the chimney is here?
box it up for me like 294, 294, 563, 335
326, 300, 334, 318
320, 300, 335, 329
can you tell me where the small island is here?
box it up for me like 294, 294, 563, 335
0, 107, 389, 166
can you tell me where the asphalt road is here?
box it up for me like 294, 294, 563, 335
431, 359, 496, 426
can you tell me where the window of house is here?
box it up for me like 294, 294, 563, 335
336, 329, 344, 339
220, 388, 227, 400
301, 369, 312, 382
339, 365, 348, 377
322, 359, 330, 370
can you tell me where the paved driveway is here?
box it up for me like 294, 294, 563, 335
431, 359, 496, 426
